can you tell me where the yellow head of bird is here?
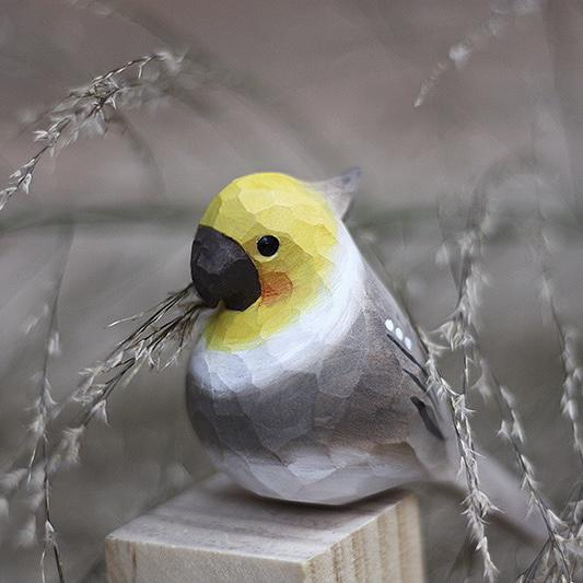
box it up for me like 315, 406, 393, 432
190, 169, 360, 350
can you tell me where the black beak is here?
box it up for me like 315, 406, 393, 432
190, 225, 261, 311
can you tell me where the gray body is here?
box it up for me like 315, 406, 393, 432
186, 261, 455, 506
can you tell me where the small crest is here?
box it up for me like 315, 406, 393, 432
310, 166, 361, 219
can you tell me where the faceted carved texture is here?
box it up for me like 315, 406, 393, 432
187, 172, 454, 505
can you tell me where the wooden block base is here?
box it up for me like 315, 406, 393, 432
105, 473, 424, 583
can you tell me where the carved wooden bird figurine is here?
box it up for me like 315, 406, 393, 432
186, 169, 544, 541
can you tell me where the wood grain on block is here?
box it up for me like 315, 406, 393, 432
105, 473, 424, 583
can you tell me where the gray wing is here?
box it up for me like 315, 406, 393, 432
319, 261, 456, 482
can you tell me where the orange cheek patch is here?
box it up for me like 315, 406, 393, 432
260, 271, 293, 305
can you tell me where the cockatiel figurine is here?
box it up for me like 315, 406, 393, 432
186, 169, 544, 539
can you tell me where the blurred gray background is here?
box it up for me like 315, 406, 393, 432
2, 0, 583, 581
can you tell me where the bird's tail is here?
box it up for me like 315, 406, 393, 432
443, 452, 548, 545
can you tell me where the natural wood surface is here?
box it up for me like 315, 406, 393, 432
105, 473, 424, 583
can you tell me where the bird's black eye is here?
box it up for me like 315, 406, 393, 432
256, 235, 280, 257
